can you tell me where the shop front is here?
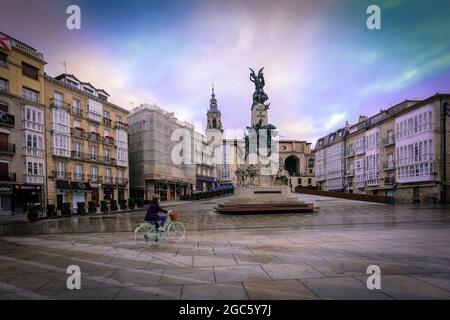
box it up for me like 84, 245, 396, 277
55, 181, 92, 209
0, 184, 14, 215
14, 184, 43, 213
103, 184, 115, 201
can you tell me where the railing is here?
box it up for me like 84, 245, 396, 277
382, 161, 396, 170
103, 157, 117, 165
0, 172, 16, 182
103, 118, 112, 127
384, 177, 395, 185
116, 177, 128, 185
50, 98, 71, 111
73, 173, 85, 181
0, 112, 14, 127
70, 151, 117, 165
52, 171, 71, 180
87, 174, 103, 182
0, 143, 15, 153
88, 132, 101, 142
71, 127, 87, 138
382, 135, 395, 146
103, 176, 113, 184
104, 136, 115, 145
72, 108, 83, 117
115, 121, 128, 130
52, 148, 71, 157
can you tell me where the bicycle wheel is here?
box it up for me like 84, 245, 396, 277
167, 221, 185, 242
135, 223, 157, 243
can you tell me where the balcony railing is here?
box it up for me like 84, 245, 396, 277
0, 172, 16, 182
104, 136, 114, 146
70, 151, 117, 165
382, 135, 395, 146
0, 143, 15, 154
52, 171, 71, 180
382, 161, 396, 170
24, 146, 44, 158
116, 177, 128, 185
71, 127, 87, 138
72, 108, 83, 117
87, 174, 103, 182
103, 176, 113, 184
103, 118, 112, 127
115, 121, 128, 130
73, 173, 85, 181
384, 177, 395, 185
0, 112, 14, 127
50, 98, 71, 112
87, 110, 102, 123
89, 132, 101, 142
23, 174, 44, 184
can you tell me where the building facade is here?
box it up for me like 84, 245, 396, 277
279, 140, 316, 190
0, 32, 46, 214
128, 104, 196, 201
44, 74, 129, 209
314, 95, 450, 203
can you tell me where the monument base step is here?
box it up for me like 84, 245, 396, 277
215, 202, 317, 214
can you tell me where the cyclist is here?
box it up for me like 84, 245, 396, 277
145, 195, 171, 232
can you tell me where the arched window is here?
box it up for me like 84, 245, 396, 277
212, 118, 217, 129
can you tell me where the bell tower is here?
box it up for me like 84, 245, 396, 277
206, 84, 223, 143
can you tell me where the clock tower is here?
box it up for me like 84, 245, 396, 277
206, 85, 223, 143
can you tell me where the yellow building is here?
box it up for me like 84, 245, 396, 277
0, 32, 46, 214
44, 74, 129, 209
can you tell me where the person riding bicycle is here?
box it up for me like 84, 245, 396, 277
145, 195, 171, 232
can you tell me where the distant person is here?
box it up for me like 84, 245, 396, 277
145, 195, 171, 231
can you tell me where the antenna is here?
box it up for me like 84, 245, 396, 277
59, 61, 67, 74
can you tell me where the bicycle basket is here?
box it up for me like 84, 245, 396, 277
169, 212, 181, 221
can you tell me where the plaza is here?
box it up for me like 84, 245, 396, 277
0, 194, 450, 300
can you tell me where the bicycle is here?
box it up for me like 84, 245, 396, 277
134, 212, 185, 244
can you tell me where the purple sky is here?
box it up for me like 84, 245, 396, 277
2, 0, 450, 143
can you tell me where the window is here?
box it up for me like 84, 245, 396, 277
91, 166, 98, 179
90, 145, 98, 160
73, 120, 81, 128
116, 115, 122, 122
103, 111, 110, 119
0, 52, 6, 67
22, 62, 39, 80
53, 92, 63, 106
23, 87, 39, 102
0, 78, 8, 92
56, 161, 65, 177
90, 124, 97, 133
72, 99, 81, 116
0, 102, 8, 113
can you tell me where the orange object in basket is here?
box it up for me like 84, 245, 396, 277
169, 212, 180, 221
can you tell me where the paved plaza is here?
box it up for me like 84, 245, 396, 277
0, 194, 450, 300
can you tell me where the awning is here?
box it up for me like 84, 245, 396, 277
56, 181, 92, 191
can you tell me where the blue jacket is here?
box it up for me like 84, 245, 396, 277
145, 203, 167, 221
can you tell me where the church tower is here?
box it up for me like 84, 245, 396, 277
206, 85, 223, 143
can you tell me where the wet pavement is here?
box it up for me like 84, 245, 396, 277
0, 194, 450, 300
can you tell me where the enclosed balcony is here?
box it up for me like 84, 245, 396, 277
115, 121, 128, 130
50, 98, 71, 112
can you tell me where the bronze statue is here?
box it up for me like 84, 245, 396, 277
249, 67, 269, 106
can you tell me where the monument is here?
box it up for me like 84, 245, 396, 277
215, 68, 317, 214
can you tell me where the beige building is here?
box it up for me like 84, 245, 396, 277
279, 140, 316, 190
0, 32, 46, 214
314, 95, 450, 203
44, 74, 129, 209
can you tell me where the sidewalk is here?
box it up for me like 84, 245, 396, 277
0, 200, 192, 226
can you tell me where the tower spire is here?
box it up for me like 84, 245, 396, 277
209, 83, 218, 112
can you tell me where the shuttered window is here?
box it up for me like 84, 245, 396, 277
22, 62, 39, 80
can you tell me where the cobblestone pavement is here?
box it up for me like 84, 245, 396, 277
0, 194, 449, 299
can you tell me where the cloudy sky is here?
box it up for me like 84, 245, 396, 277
1, 0, 450, 143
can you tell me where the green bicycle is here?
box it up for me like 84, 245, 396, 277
135, 213, 185, 244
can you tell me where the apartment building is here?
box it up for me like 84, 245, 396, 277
44, 74, 129, 209
314, 95, 450, 203
128, 104, 196, 201
194, 131, 217, 191
0, 32, 46, 214
314, 128, 347, 191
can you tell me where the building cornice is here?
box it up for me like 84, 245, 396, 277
44, 74, 129, 115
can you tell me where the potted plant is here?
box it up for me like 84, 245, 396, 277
27, 205, 39, 221
100, 200, 108, 213
62, 202, 71, 217
88, 201, 97, 214
128, 198, 136, 210
118, 199, 127, 210
110, 199, 118, 211
77, 202, 86, 215
47, 204, 57, 218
